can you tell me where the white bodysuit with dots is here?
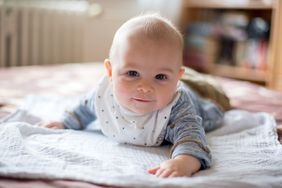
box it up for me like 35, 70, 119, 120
94, 76, 180, 146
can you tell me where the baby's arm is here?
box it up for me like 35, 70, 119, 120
42, 90, 97, 130
148, 154, 200, 178
40, 121, 65, 129
148, 112, 209, 178
148, 91, 212, 178
63, 90, 97, 129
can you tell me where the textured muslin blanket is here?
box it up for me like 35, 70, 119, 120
0, 96, 282, 188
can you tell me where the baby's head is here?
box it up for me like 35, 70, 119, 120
105, 14, 184, 115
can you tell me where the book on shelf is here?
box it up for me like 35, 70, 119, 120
235, 39, 268, 71
183, 10, 270, 75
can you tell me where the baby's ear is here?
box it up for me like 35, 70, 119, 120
104, 59, 112, 78
178, 67, 185, 79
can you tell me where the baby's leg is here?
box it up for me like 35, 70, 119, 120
181, 82, 224, 132
198, 99, 224, 132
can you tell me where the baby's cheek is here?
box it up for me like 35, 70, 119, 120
116, 83, 131, 95
157, 88, 176, 107
113, 82, 132, 102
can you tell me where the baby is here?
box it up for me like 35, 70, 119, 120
44, 14, 223, 178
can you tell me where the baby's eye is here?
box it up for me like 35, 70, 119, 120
155, 74, 168, 80
126, 70, 139, 77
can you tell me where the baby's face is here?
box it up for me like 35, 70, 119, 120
107, 34, 184, 115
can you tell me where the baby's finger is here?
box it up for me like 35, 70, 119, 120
168, 171, 179, 178
43, 123, 61, 129
50, 124, 64, 129
155, 168, 166, 177
45, 124, 56, 128
147, 166, 160, 175
159, 169, 173, 178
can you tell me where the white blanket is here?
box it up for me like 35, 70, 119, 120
0, 96, 282, 188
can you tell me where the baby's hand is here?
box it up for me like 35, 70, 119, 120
147, 155, 201, 178
39, 121, 65, 129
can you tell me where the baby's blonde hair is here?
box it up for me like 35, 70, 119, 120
109, 13, 183, 61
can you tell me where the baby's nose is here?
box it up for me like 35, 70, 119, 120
137, 81, 153, 93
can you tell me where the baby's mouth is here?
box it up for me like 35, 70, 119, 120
132, 97, 153, 103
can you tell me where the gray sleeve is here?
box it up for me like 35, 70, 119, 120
165, 90, 212, 169
62, 89, 97, 130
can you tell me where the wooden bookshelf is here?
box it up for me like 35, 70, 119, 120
180, 0, 282, 92
268, 0, 282, 91
182, 0, 275, 9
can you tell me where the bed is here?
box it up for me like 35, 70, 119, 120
0, 62, 281, 188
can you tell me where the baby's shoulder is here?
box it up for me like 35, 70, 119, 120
176, 84, 194, 103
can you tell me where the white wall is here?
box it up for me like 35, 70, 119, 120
83, 0, 182, 62
0, 0, 182, 66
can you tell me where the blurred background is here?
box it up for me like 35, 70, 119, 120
0, 0, 281, 91
0, 0, 182, 66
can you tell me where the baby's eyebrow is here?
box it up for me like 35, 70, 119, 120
158, 68, 174, 74
121, 62, 138, 69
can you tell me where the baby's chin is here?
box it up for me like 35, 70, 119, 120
132, 109, 155, 115
118, 98, 170, 115
127, 105, 165, 115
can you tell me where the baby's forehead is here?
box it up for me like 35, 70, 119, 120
110, 15, 183, 61
119, 26, 182, 51
121, 18, 177, 39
